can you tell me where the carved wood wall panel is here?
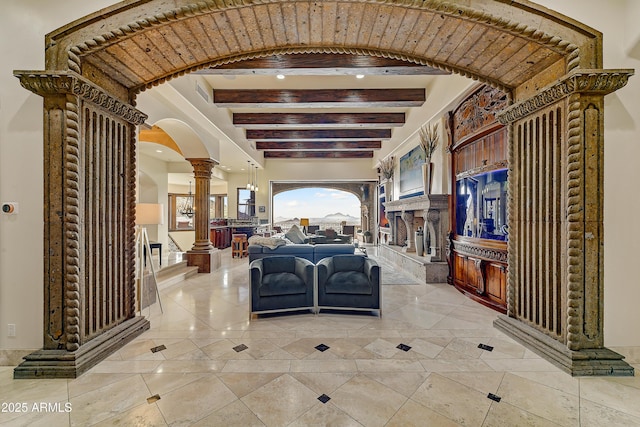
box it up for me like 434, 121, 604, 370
452, 85, 509, 145
453, 129, 507, 177
82, 104, 134, 341
511, 103, 566, 341
494, 70, 635, 375
13, 72, 149, 377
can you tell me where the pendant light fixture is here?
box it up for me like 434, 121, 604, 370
245, 160, 259, 192
179, 180, 194, 218
246, 160, 251, 190
254, 165, 259, 192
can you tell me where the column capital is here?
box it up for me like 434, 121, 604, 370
13, 70, 147, 125
186, 158, 218, 179
498, 69, 634, 124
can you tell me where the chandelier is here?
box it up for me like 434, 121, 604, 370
179, 180, 194, 218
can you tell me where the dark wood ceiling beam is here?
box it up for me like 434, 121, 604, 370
246, 128, 391, 141
213, 89, 425, 108
264, 150, 374, 159
233, 112, 405, 128
256, 141, 381, 150
194, 53, 449, 76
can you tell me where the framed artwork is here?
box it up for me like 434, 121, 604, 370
399, 145, 425, 197
258, 205, 266, 213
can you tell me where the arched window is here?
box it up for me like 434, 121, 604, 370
273, 187, 360, 232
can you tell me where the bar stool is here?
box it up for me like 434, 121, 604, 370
231, 233, 248, 258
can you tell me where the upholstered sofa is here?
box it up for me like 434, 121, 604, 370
316, 254, 381, 316
249, 256, 315, 317
248, 242, 358, 263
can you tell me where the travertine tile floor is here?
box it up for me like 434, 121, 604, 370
1, 247, 639, 426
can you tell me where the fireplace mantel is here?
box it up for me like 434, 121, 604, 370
384, 194, 448, 213
382, 194, 449, 263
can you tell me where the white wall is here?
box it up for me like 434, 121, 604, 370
0, 0, 117, 350
138, 154, 169, 246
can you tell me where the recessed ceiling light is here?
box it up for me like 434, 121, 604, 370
276, 74, 285, 80
155, 149, 163, 153
356, 74, 365, 79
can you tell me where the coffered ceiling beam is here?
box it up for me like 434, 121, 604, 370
264, 151, 374, 159
195, 53, 449, 76
255, 141, 381, 150
246, 128, 391, 141
213, 89, 425, 108
233, 112, 405, 128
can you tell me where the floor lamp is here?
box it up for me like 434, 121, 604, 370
299, 218, 309, 235
135, 203, 164, 314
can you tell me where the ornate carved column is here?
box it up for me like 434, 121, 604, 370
401, 211, 415, 252
13, 71, 150, 378
186, 158, 220, 273
360, 203, 369, 237
425, 194, 449, 262
494, 69, 635, 376
385, 211, 394, 245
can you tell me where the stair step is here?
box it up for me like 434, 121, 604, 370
156, 261, 199, 290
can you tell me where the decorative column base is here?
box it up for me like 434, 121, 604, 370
494, 315, 634, 377
187, 249, 221, 273
14, 316, 149, 379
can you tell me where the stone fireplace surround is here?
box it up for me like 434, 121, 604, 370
379, 194, 449, 283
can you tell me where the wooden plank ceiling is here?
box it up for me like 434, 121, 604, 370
206, 54, 444, 159
74, 2, 577, 161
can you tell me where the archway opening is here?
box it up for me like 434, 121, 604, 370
14, 0, 633, 378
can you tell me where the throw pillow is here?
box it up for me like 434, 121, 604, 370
248, 235, 287, 249
285, 224, 306, 244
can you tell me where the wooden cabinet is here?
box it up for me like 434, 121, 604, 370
447, 84, 509, 313
451, 240, 507, 313
485, 262, 506, 305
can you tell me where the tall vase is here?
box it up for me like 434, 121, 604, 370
422, 162, 433, 195
384, 179, 393, 201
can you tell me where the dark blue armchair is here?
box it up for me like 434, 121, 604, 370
316, 255, 381, 316
250, 256, 315, 318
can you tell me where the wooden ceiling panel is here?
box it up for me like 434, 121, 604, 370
256, 141, 381, 150
196, 53, 447, 75
234, 112, 405, 128
246, 129, 391, 141
264, 150, 374, 158
501, 49, 562, 87
213, 88, 425, 108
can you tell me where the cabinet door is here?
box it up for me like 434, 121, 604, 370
465, 256, 479, 291
454, 253, 467, 286
485, 262, 506, 305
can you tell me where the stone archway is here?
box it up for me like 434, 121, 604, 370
272, 181, 377, 238
14, 0, 633, 377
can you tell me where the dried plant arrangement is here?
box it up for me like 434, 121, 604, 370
379, 156, 395, 180
419, 122, 439, 161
